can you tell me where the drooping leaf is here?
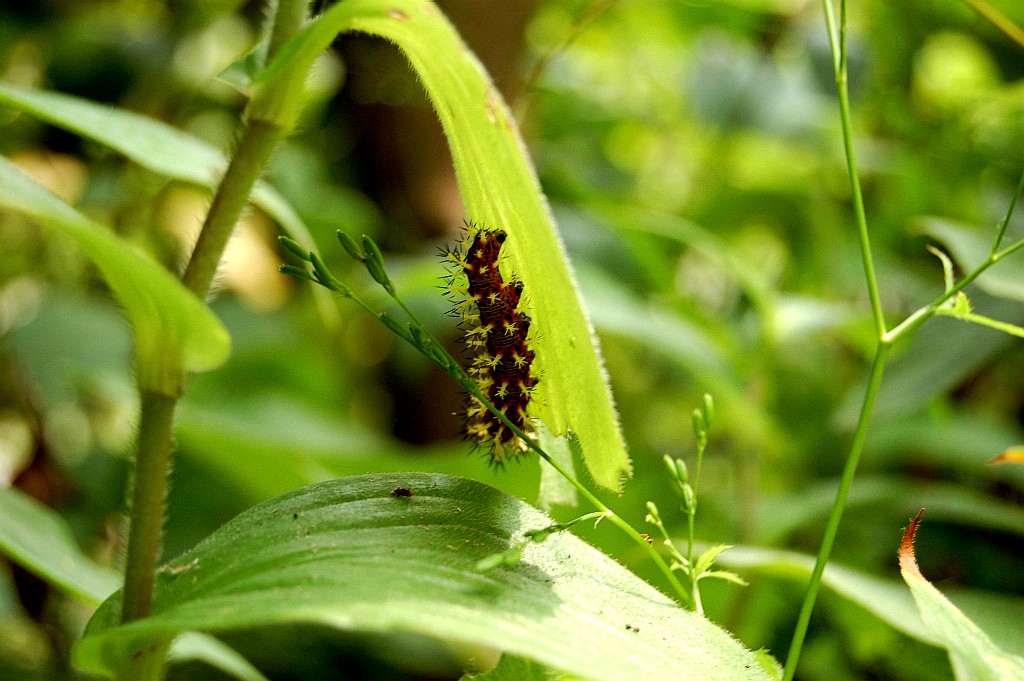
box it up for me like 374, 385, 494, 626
0, 487, 119, 606
0, 156, 230, 392
900, 511, 1024, 681
252, 0, 630, 490
75, 473, 770, 681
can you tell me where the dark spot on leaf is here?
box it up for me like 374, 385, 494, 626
392, 487, 413, 498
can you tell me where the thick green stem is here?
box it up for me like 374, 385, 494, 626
181, 119, 284, 297
120, 391, 178, 623
782, 343, 889, 681
118, 0, 303, 649
267, 0, 310, 64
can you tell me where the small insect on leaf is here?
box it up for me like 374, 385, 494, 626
391, 487, 413, 498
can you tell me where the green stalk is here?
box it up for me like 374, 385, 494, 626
784, 2, 888, 676
267, 0, 311, 65
181, 119, 285, 298
120, 392, 178, 623
833, 0, 886, 338
118, 0, 307, 663
782, 343, 889, 681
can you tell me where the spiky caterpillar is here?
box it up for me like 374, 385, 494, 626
444, 222, 538, 463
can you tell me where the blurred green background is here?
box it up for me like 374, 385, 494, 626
1, 0, 1023, 679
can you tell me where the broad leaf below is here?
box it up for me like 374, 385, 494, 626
76, 473, 769, 681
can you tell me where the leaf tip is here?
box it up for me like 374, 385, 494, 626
899, 508, 926, 578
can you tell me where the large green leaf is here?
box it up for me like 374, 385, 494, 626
253, 0, 630, 490
0, 83, 312, 256
75, 473, 770, 681
0, 156, 229, 392
900, 512, 1024, 681
0, 487, 120, 606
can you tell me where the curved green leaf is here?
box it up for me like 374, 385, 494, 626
0, 487, 120, 605
0, 82, 338, 327
75, 473, 769, 681
0, 156, 229, 392
254, 0, 630, 490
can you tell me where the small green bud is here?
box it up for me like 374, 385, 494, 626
675, 458, 688, 484
361, 235, 394, 292
279, 264, 312, 281
645, 500, 661, 525
662, 454, 678, 479
278, 235, 310, 261
336, 231, 365, 261
410, 323, 429, 349
682, 483, 696, 514
702, 393, 715, 428
309, 253, 350, 296
474, 552, 506, 573
691, 408, 705, 440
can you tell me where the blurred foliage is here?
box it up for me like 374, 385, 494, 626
0, 0, 1023, 679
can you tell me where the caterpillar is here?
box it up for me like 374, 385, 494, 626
444, 222, 538, 464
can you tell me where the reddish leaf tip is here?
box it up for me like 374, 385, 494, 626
899, 509, 926, 577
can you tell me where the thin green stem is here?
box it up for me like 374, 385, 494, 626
784, 3, 888, 674
120, 392, 177, 623
885, 235, 1024, 343
963, 0, 1024, 49
527, 435, 694, 607
831, 0, 886, 338
782, 344, 889, 681
993, 168, 1024, 254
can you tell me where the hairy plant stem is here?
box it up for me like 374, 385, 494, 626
267, 0, 310, 65
181, 120, 283, 297
120, 392, 178, 623
118, 4, 304, 671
